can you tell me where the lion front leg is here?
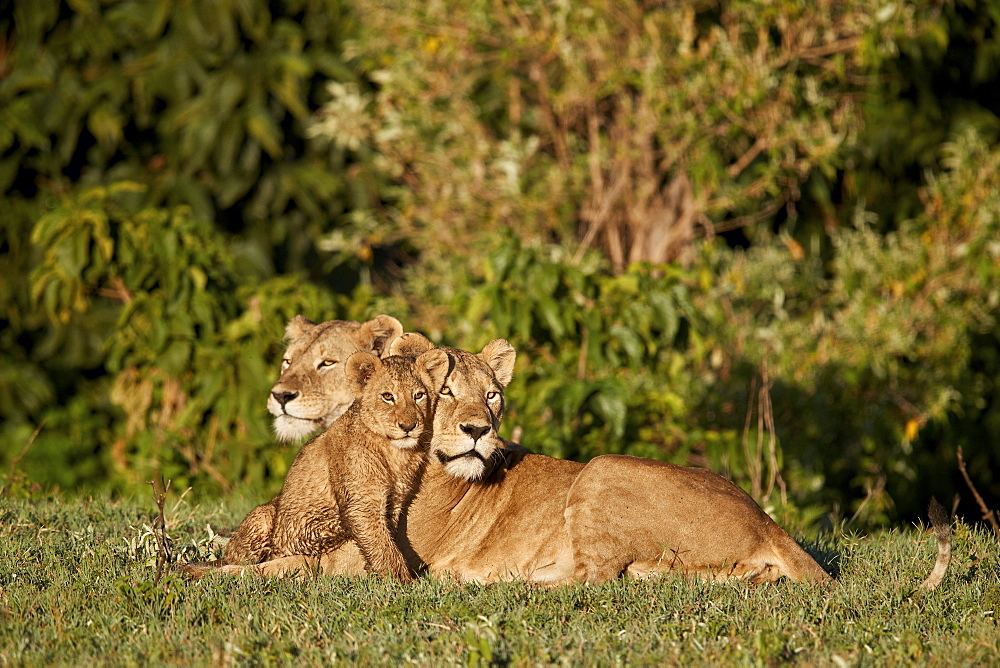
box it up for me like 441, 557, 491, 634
564, 487, 632, 584
344, 500, 414, 582
569, 547, 630, 584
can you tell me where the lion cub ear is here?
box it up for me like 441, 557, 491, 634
357, 314, 404, 357
345, 351, 383, 393
415, 349, 451, 393
285, 315, 317, 341
389, 332, 434, 358
479, 339, 515, 387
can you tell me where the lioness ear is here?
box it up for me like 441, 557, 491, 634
479, 339, 515, 387
285, 315, 316, 341
415, 349, 451, 392
389, 332, 434, 358
344, 351, 382, 392
357, 314, 404, 358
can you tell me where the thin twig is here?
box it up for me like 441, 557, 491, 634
845, 475, 886, 529
741, 375, 760, 499
573, 170, 627, 266
711, 196, 787, 234
576, 326, 589, 380
727, 136, 769, 178
957, 445, 1000, 540
759, 358, 787, 505
0, 420, 45, 498
148, 476, 173, 584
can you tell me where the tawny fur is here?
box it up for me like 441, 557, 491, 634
192, 339, 833, 586
206, 349, 449, 581
919, 497, 951, 591
267, 314, 403, 442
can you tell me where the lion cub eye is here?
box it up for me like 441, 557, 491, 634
486, 391, 499, 401
413, 391, 425, 401
439, 386, 452, 396
317, 359, 337, 369
381, 392, 395, 403
281, 359, 291, 370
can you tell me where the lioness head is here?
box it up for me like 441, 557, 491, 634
389, 334, 516, 481
345, 349, 451, 449
268, 315, 404, 442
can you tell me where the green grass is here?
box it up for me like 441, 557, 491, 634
1, 493, 997, 666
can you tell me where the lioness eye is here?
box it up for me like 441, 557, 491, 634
281, 359, 291, 370
414, 391, 425, 401
440, 386, 452, 396
381, 392, 394, 402
317, 359, 337, 369
486, 391, 498, 400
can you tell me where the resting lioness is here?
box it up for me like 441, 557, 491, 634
208, 337, 835, 585
268, 314, 403, 442
202, 348, 450, 581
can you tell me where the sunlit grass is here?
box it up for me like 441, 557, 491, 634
1, 495, 996, 665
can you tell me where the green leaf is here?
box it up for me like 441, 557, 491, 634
245, 107, 284, 158
609, 325, 644, 366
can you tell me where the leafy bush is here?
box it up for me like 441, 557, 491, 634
1, 0, 367, 495
697, 129, 1000, 523
428, 236, 701, 463
2, 0, 999, 531
18, 183, 352, 494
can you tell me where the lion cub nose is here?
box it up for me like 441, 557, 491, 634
460, 423, 490, 442
398, 421, 417, 434
272, 390, 299, 408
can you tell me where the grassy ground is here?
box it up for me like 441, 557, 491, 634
0, 493, 997, 666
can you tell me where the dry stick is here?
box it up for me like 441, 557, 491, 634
0, 420, 45, 498
743, 376, 761, 501
755, 373, 766, 500
572, 170, 627, 266
148, 476, 173, 584
741, 375, 761, 499
759, 359, 788, 506
956, 445, 1000, 540
845, 475, 886, 529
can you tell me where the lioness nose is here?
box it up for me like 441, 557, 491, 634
460, 423, 490, 442
398, 421, 417, 433
272, 390, 299, 408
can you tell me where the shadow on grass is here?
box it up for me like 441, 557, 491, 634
802, 539, 842, 579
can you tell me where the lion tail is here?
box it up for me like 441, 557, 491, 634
918, 497, 952, 591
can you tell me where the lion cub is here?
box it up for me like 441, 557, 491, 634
268, 314, 404, 442
220, 348, 449, 581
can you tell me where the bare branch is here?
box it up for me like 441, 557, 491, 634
0, 421, 45, 498
957, 445, 1000, 540
148, 476, 173, 584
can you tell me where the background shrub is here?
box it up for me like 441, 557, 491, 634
2, 0, 998, 529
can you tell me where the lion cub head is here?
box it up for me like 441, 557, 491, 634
268, 314, 404, 442
390, 333, 515, 480
345, 349, 451, 449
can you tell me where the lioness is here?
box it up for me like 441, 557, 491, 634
268, 314, 403, 442
208, 347, 450, 581
206, 337, 835, 585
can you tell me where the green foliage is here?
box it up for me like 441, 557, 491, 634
317, 0, 932, 266
2, 0, 360, 263
698, 129, 1000, 523
1, 0, 367, 496
417, 236, 700, 463
16, 183, 353, 495
2, 0, 1000, 529
1, 495, 998, 665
